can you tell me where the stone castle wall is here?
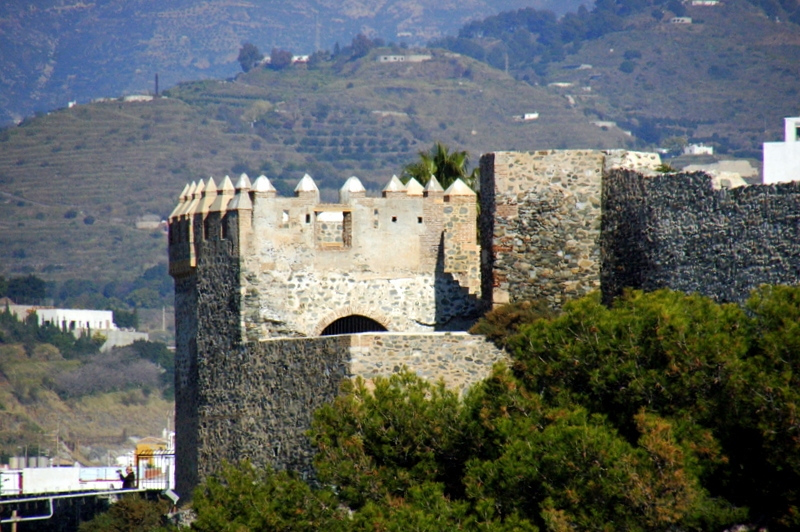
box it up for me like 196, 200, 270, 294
479, 150, 660, 308
601, 170, 800, 304
189, 333, 507, 486
172, 149, 800, 498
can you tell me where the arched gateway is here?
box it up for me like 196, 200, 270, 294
320, 315, 388, 336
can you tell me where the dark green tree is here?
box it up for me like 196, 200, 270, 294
237, 42, 263, 73
7, 274, 46, 304
270, 48, 293, 70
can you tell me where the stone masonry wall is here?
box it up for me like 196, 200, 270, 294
349, 332, 508, 395
193, 332, 507, 484
480, 150, 606, 308
480, 150, 661, 309
240, 192, 482, 338
601, 170, 800, 304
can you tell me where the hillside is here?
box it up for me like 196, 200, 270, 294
435, 0, 800, 157
0, 313, 174, 465
0, 50, 629, 287
0, 0, 586, 126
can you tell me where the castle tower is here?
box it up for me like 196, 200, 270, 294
168, 172, 484, 496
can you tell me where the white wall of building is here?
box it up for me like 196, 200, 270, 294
763, 117, 800, 184
36, 309, 117, 331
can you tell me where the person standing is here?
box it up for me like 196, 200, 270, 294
118, 466, 135, 489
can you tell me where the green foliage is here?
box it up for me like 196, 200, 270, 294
192, 287, 800, 530
78, 494, 177, 532
6, 274, 46, 304
401, 141, 478, 190
270, 48, 293, 70
0, 306, 102, 359
237, 42, 263, 73
312, 373, 466, 508
469, 299, 555, 349
192, 461, 348, 531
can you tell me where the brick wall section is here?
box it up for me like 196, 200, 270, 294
443, 195, 480, 295
601, 170, 800, 304
190, 333, 507, 485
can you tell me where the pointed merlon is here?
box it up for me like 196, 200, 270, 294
443, 178, 476, 197
210, 175, 235, 213
235, 173, 252, 192
295, 174, 320, 200
382, 175, 406, 197
229, 184, 253, 211
197, 177, 218, 214
184, 179, 205, 217
252, 175, 277, 196
405, 178, 424, 196
174, 181, 198, 218
340, 176, 366, 203
425, 175, 444, 193
169, 183, 190, 220
295, 174, 319, 193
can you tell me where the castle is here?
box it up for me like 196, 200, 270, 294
168, 149, 800, 497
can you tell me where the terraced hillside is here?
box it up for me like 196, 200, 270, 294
0, 0, 587, 125
0, 51, 629, 286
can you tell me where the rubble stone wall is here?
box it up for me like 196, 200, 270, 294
191, 332, 507, 483
601, 170, 800, 303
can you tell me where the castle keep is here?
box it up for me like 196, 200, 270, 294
169, 149, 800, 497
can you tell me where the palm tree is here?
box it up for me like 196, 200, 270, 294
401, 142, 478, 190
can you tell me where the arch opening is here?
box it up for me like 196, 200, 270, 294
320, 315, 388, 336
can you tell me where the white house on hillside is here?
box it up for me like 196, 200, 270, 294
763, 117, 800, 184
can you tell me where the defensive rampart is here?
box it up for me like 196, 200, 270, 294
179, 332, 507, 493
479, 150, 661, 308
601, 170, 800, 303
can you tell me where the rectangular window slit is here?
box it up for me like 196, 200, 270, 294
391, 216, 397, 223
305, 213, 311, 224
417, 217, 423, 224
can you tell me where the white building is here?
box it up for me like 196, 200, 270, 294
763, 117, 800, 184
35, 308, 116, 331
683, 144, 714, 155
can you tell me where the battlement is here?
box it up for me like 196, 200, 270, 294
169, 172, 482, 341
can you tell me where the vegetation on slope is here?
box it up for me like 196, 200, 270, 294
180, 287, 800, 531
433, 0, 800, 158
0, 310, 174, 464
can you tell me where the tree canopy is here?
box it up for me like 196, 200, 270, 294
237, 42, 263, 73
401, 141, 478, 190
189, 286, 800, 531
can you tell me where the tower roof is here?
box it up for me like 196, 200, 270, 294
235, 173, 252, 191
252, 175, 277, 194
295, 174, 319, 194
425, 175, 444, 193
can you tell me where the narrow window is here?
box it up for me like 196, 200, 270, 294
391, 216, 397, 223
221, 216, 229, 240
417, 217, 423, 224
305, 213, 311, 224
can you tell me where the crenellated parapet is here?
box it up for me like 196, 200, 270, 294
168, 172, 483, 339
